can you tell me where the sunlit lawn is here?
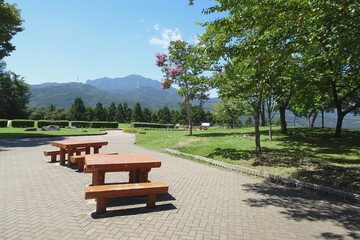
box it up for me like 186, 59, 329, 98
0, 127, 105, 138
136, 126, 360, 194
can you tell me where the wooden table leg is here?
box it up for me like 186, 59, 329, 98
140, 168, 151, 182
129, 170, 136, 183
93, 147, 100, 154
93, 171, 105, 185
85, 147, 90, 154
60, 148, 66, 165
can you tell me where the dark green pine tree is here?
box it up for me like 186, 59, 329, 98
93, 101, 106, 121
115, 103, 124, 122
131, 102, 144, 122
157, 106, 171, 123
69, 97, 86, 121
142, 108, 152, 123
107, 102, 116, 122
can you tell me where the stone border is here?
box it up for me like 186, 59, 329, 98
164, 148, 360, 202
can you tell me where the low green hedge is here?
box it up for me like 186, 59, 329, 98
131, 122, 174, 129
71, 121, 91, 128
0, 119, 8, 127
37, 120, 69, 128
91, 121, 118, 128
11, 119, 35, 128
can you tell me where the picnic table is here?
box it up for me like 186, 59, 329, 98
84, 154, 161, 185
50, 139, 108, 165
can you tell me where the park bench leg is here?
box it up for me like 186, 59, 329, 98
67, 149, 74, 167
51, 155, 56, 162
146, 194, 156, 208
78, 162, 84, 171
86, 147, 90, 154
93, 147, 100, 154
93, 171, 105, 185
96, 198, 107, 214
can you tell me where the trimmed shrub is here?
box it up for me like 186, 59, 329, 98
0, 119, 8, 127
123, 128, 145, 134
11, 119, 35, 128
71, 121, 91, 128
37, 120, 69, 128
91, 121, 118, 129
131, 122, 174, 129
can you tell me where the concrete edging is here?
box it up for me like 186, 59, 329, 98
164, 148, 360, 202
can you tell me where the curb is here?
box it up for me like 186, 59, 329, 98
164, 148, 360, 202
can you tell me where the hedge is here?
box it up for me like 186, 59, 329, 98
91, 121, 118, 128
37, 120, 69, 128
0, 119, 8, 128
131, 122, 174, 129
11, 119, 35, 128
71, 121, 91, 128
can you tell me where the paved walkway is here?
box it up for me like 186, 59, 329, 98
0, 130, 359, 240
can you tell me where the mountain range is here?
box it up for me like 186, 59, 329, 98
29, 74, 217, 111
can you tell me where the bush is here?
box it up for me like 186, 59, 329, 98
123, 128, 145, 134
71, 121, 91, 128
91, 121, 118, 128
131, 122, 174, 129
0, 119, 8, 127
37, 120, 69, 128
11, 119, 35, 128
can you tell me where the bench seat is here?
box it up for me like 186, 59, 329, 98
69, 152, 118, 170
85, 182, 169, 214
44, 147, 87, 162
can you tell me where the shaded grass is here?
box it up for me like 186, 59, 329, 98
136, 127, 360, 194
0, 127, 105, 138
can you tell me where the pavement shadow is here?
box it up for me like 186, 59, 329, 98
91, 193, 176, 219
0, 136, 66, 148
242, 181, 360, 238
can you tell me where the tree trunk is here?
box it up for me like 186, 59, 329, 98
261, 101, 266, 126
333, 110, 344, 138
279, 105, 287, 134
321, 110, 324, 128
254, 107, 261, 153
268, 108, 272, 141
311, 111, 318, 128
307, 116, 311, 128
187, 100, 193, 136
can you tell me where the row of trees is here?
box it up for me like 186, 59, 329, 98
155, 0, 359, 153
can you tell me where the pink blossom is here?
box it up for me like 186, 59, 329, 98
168, 66, 183, 78
155, 53, 167, 67
161, 78, 172, 89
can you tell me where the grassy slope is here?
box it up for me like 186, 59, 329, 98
136, 127, 360, 194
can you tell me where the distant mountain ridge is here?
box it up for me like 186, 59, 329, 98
29, 74, 217, 111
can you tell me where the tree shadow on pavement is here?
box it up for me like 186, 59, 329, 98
0, 136, 66, 148
242, 181, 360, 239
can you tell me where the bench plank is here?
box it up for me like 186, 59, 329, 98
44, 147, 87, 162
69, 152, 118, 171
85, 182, 168, 213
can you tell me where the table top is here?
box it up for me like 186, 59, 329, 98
51, 139, 108, 148
84, 154, 161, 172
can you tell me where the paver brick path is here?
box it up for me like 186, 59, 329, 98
0, 130, 359, 240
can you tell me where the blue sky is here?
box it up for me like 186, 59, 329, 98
5, 0, 220, 96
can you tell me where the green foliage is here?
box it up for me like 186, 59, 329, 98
37, 120, 69, 128
131, 102, 144, 122
71, 121, 91, 128
93, 101, 106, 121
131, 122, 174, 129
69, 97, 86, 121
85, 106, 94, 121
91, 121, 118, 128
0, 71, 30, 119
107, 102, 116, 122
157, 106, 171, 124
11, 119, 34, 128
115, 103, 125, 122
0, 119, 7, 127
214, 97, 249, 128
142, 108, 152, 123
0, 1, 24, 60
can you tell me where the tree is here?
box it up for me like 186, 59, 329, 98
0, 70, 30, 119
192, 106, 206, 125
0, 1, 24, 60
122, 102, 132, 122
85, 106, 94, 121
170, 109, 181, 124
131, 102, 144, 122
214, 97, 249, 129
93, 101, 106, 121
107, 102, 116, 122
29, 107, 46, 120
156, 40, 210, 135
115, 103, 124, 122
142, 108, 152, 123
69, 97, 86, 121
157, 106, 171, 124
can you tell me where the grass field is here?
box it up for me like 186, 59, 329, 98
0, 127, 106, 138
136, 127, 360, 194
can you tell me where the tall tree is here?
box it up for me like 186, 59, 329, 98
115, 103, 124, 122
69, 97, 86, 121
107, 102, 116, 122
0, 0, 24, 60
93, 101, 106, 121
214, 97, 249, 129
156, 40, 210, 135
131, 102, 144, 122
142, 108, 152, 123
85, 106, 94, 121
157, 106, 171, 124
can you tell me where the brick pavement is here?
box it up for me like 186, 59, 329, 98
0, 130, 359, 240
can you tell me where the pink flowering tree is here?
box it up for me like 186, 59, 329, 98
156, 40, 210, 136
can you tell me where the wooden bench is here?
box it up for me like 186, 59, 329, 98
85, 182, 169, 214
69, 152, 118, 170
44, 147, 87, 162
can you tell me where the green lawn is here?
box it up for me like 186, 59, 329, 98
0, 127, 106, 138
136, 127, 360, 194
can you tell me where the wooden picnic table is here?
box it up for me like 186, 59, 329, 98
50, 139, 108, 165
84, 154, 161, 185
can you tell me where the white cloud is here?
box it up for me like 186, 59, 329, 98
149, 28, 182, 49
154, 24, 160, 31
